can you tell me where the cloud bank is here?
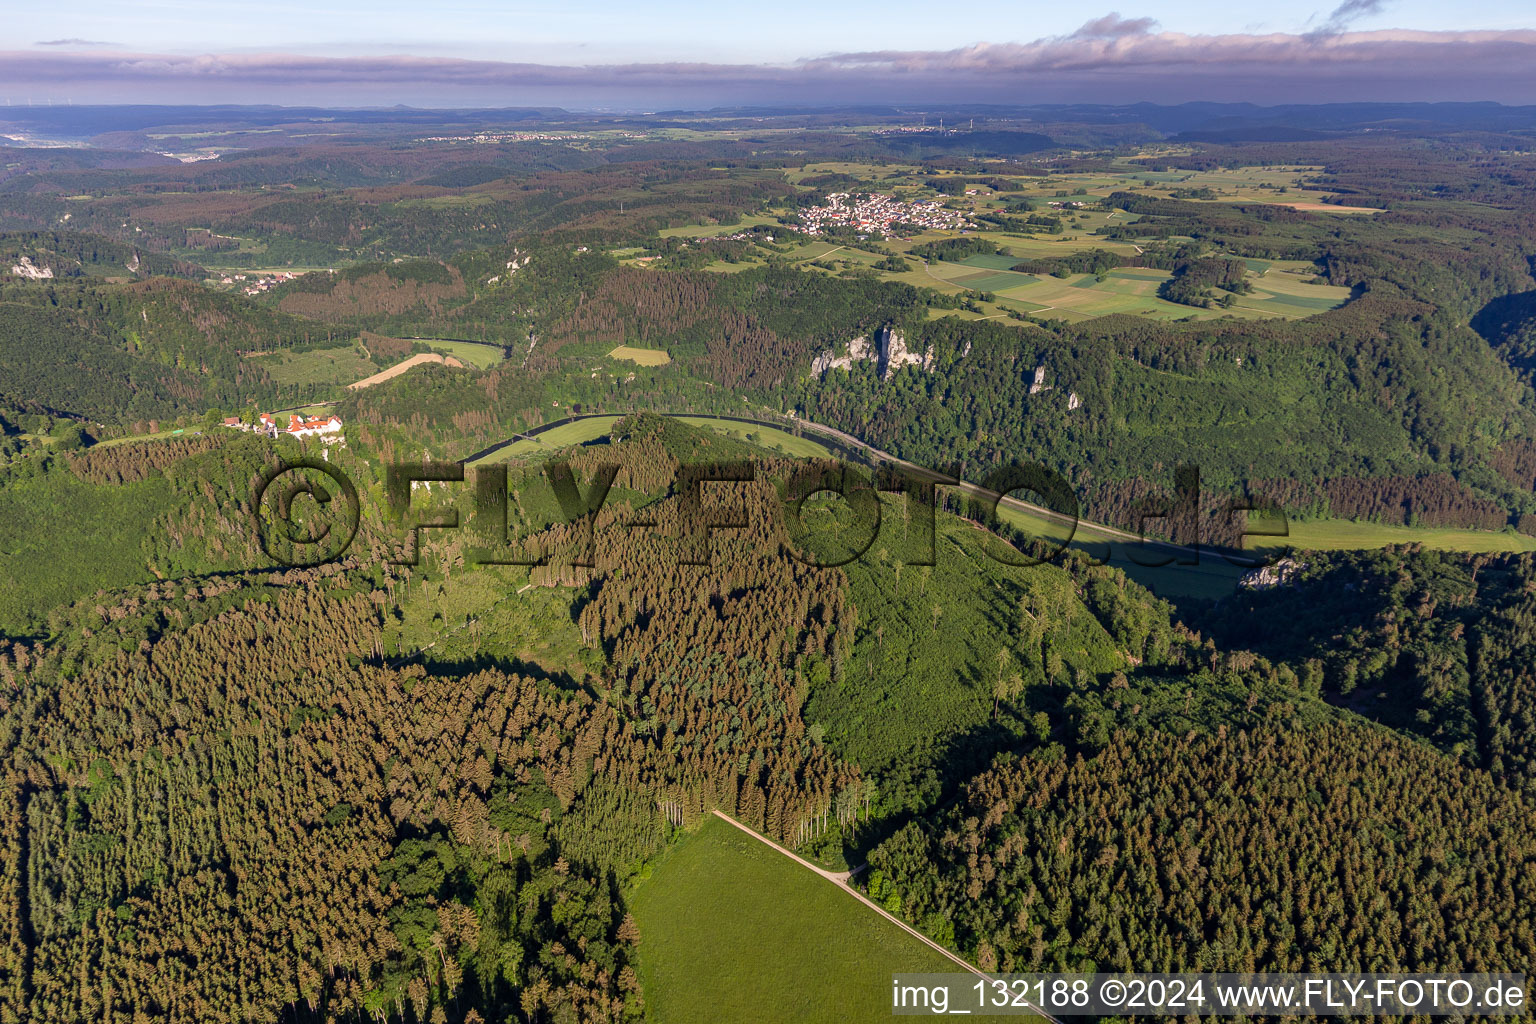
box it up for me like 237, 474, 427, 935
2, 18, 1534, 108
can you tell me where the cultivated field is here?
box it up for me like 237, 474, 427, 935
470, 414, 827, 464
918, 256, 1350, 322
628, 815, 956, 1024
608, 344, 672, 365
347, 352, 465, 389
655, 161, 1354, 326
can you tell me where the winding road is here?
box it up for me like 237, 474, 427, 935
740, 409, 1209, 561
463, 409, 1205, 562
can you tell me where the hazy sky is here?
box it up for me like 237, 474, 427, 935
4, 2, 1536, 108
15, 0, 1534, 63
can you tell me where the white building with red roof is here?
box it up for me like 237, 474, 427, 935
285, 414, 344, 438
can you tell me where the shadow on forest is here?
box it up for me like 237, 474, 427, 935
837, 681, 1077, 866
1471, 289, 1536, 378
374, 650, 592, 696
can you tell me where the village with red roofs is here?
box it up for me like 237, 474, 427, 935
224, 411, 345, 441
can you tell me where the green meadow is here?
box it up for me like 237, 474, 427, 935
247, 345, 376, 387
1255, 517, 1536, 555
628, 815, 957, 1024
467, 415, 623, 464
675, 417, 830, 457
418, 338, 508, 369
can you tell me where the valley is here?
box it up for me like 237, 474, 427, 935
2, 99, 1536, 1024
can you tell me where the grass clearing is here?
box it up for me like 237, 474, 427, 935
418, 339, 507, 369
677, 417, 830, 457
629, 815, 956, 1024
467, 416, 623, 464
247, 345, 375, 387
608, 345, 672, 366
1252, 517, 1536, 555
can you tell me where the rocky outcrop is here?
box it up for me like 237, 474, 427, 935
1239, 556, 1304, 590
811, 334, 873, 376
811, 325, 932, 381
9, 256, 53, 280
876, 325, 930, 380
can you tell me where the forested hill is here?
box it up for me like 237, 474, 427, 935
4, 118, 1536, 1024
0, 419, 882, 1020
1200, 545, 1536, 799
0, 230, 202, 280
2, 416, 1535, 1021
322, 248, 1536, 541
6, 139, 1536, 546
868, 720, 1536, 975
0, 275, 348, 425
252, 144, 1536, 540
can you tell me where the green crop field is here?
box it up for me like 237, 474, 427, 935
608, 344, 673, 366
911, 258, 1349, 322
983, 501, 1536, 597
785, 240, 853, 261
988, 501, 1249, 600
947, 232, 1144, 258
956, 253, 1023, 271
658, 214, 780, 238
952, 270, 1035, 293
629, 815, 957, 1024
471, 414, 829, 464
